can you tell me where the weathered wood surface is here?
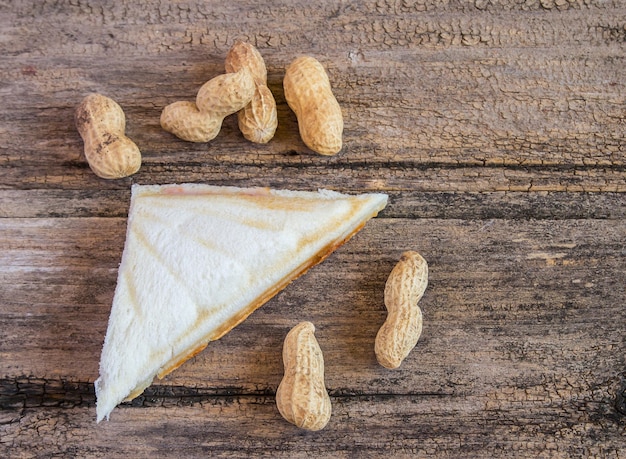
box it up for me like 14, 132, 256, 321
1, 0, 625, 457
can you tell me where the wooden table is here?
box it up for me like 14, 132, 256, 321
1, 1, 625, 457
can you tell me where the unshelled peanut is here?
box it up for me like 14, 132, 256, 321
276, 321, 331, 431
225, 41, 278, 144
283, 56, 343, 156
160, 68, 255, 142
74, 93, 141, 179
375, 251, 428, 369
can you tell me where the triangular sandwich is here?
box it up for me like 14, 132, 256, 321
95, 183, 387, 421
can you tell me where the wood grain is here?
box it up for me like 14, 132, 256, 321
1, 0, 625, 457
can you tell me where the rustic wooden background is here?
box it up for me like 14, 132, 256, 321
1, 0, 625, 457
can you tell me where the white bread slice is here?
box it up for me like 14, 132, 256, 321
95, 183, 387, 422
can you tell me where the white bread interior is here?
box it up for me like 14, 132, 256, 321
95, 183, 388, 422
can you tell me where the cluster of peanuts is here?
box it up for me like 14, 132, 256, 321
277, 251, 428, 431
75, 41, 343, 180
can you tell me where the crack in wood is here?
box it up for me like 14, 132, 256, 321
0, 377, 459, 411
615, 373, 626, 416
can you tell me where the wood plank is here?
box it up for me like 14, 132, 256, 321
1, 2, 624, 191
1, 217, 623, 401
2, 189, 626, 219
4, 160, 626, 193
2, 393, 625, 458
